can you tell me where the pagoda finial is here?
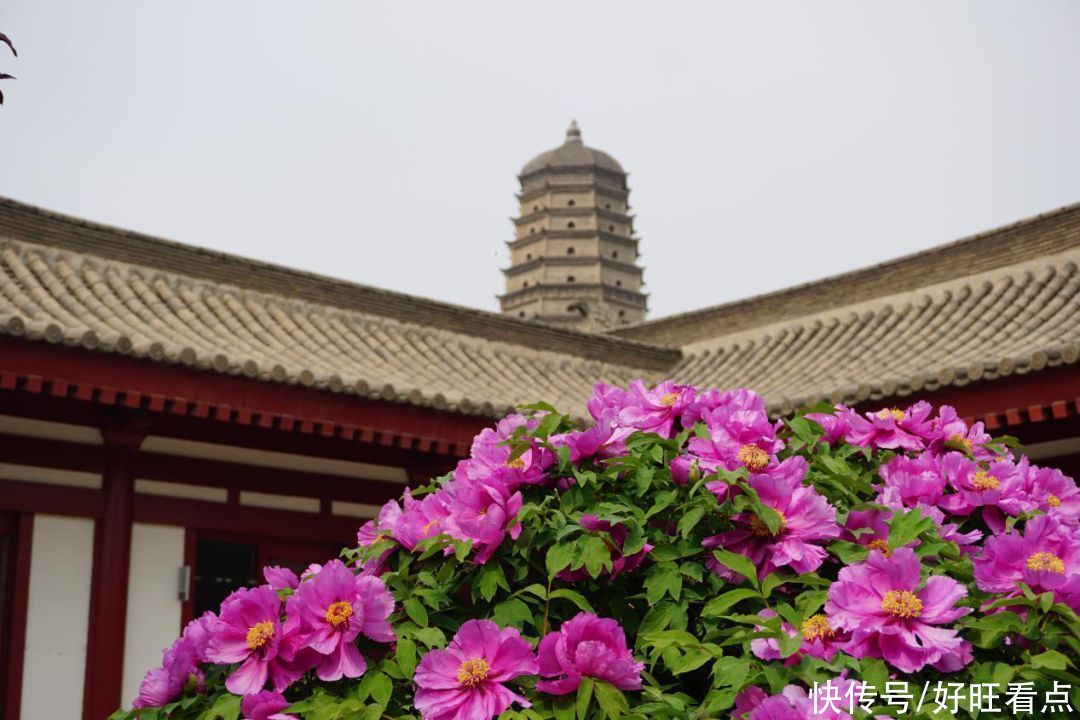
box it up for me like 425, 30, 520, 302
566, 119, 582, 143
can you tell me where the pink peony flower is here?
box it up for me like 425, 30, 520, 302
878, 451, 948, 508
826, 547, 971, 673
557, 515, 652, 582
459, 414, 551, 490
442, 478, 524, 564
681, 387, 768, 428
735, 679, 858, 720
356, 499, 405, 574
843, 402, 933, 451
206, 585, 304, 695
939, 455, 1035, 532
703, 457, 839, 580
676, 396, 784, 496
615, 379, 695, 439
1025, 465, 1080, 526
805, 405, 850, 445
973, 515, 1080, 607
287, 559, 396, 681
264, 566, 300, 591
241, 691, 296, 720
536, 612, 644, 695
393, 488, 452, 550
132, 612, 216, 708
414, 619, 538, 720
931, 406, 993, 458
749, 610, 845, 664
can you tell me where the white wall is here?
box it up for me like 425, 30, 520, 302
121, 523, 185, 707
20, 515, 95, 720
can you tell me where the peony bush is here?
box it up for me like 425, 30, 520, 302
112, 381, 1080, 720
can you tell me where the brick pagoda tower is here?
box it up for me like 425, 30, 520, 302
499, 121, 647, 331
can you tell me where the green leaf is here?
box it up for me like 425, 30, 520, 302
669, 648, 714, 675
576, 676, 595, 720
711, 549, 759, 589
549, 588, 596, 613
403, 598, 429, 627
776, 631, 802, 658
1031, 649, 1070, 671
200, 693, 241, 720
886, 507, 934, 550
701, 588, 759, 617
645, 565, 683, 604
369, 671, 393, 708
547, 542, 577, 577
594, 681, 630, 718
493, 598, 534, 629
477, 563, 509, 602
553, 697, 576, 720
678, 506, 707, 538
396, 636, 417, 678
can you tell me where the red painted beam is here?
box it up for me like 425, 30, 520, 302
134, 495, 360, 544
0, 479, 104, 518
0, 337, 486, 454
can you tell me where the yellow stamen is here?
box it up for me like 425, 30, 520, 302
246, 620, 275, 651
1047, 494, 1062, 508
1027, 552, 1065, 574
505, 457, 526, 470
660, 392, 679, 407
877, 408, 905, 422
325, 601, 354, 629
456, 658, 490, 687
971, 470, 1000, 491
867, 538, 892, 557
948, 434, 973, 451
749, 509, 786, 537
881, 590, 923, 619
800, 614, 835, 642
737, 445, 770, 473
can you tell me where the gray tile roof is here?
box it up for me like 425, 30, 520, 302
3, 195, 1080, 418
0, 198, 674, 418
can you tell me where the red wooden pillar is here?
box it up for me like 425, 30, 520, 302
2, 513, 34, 720
83, 415, 151, 720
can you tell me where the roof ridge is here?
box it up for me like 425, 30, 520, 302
0, 195, 678, 370
614, 201, 1080, 346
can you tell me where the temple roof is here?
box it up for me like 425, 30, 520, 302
520, 121, 625, 177
2, 195, 1080, 418
0, 197, 673, 419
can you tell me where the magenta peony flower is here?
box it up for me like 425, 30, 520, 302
675, 395, 784, 496
939, 455, 1035, 532
703, 457, 839, 580
557, 515, 652, 582
805, 405, 850, 445
459, 413, 551, 490
826, 547, 971, 673
264, 566, 300, 591
749, 610, 845, 664
1025, 465, 1080, 526
843, 402, 933, 451
442, 478, 524, 564
241, 691, 296, 720
414, 619, 538, 720
931, 406, 993, 458
615, 379, 695, 439
356, 499, 406, 574
735, 679, 858, 720
206, 585, 304, 695
536, 612, 644, 694
393, 488, 452, 550
878, 451, 948, 508
132, 612, 216, 708
287, 560, 395, 681
681, 387, 768, 428
842, 509, 897, 556
972, 515, 1080, 606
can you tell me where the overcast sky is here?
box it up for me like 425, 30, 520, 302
2, 2, 1079, 319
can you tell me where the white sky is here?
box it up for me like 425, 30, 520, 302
2, 2, 1079, 319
